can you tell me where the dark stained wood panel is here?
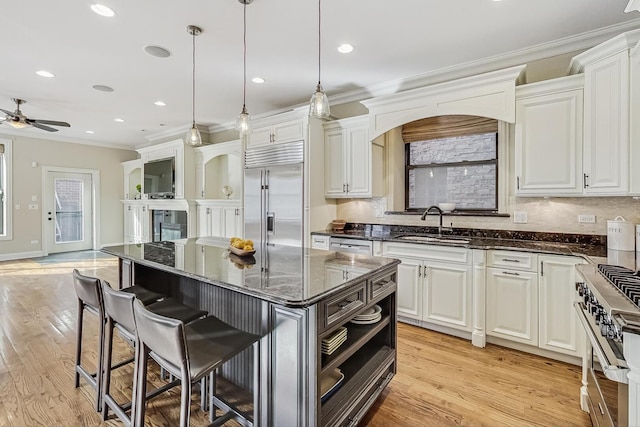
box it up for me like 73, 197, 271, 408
402, 115, 498, 142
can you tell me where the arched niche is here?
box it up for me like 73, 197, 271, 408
194, 140, 243, 200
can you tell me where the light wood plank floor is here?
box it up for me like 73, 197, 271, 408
0, 252, 590, 426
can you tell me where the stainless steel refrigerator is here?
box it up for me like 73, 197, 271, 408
244, 141, 304, 263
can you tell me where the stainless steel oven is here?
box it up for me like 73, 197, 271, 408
575, 264, 640, 427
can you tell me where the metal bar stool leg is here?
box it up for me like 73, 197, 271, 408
74, 299, 84, 389
102, 318, 115, 421
180, 368, 191, 427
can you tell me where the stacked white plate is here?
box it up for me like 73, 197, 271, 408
321, 326, 347, 355
350, 304, 382, 325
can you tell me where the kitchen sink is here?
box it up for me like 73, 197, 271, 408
396, 235, 470, 244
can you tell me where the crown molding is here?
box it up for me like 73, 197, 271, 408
0, 128, 133, 151
568, 28, 640, 73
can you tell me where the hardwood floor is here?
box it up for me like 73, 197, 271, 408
0, 252, 590, 426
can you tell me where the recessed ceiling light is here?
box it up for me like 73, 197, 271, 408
114, 118, 124, 123
90, 4, 115, 17
85, 130, 95, 134
154, 101, 166, 107
337, 44, 354, 54
92, 84, 114, 92
36, 70, 54, 78
252, 77, 265, 84
144, 45, 172, 58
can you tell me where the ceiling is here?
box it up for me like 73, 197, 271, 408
0, 0, 639, 150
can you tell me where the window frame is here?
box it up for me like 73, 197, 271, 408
404, 132, 499, 213
0, 138, 13, 241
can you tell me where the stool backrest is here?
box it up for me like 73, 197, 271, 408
72, 269, 103, 311
133, 299, 187, 370
102, 282, 136, 335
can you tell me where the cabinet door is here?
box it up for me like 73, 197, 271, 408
324, 129, 346, 198
273, 119, 305, 144
515, 89, 583, 195
197, 205, 211, 237
583, 51, 630, 194
423, 262, 473, 331
209, 206, 224, 237
247, 126, 273, 149
124, 205, 136, 243
345, 126, 371, 197
538, 255, 586, 356
396, 257, 423, 320
223, 207, 242, 238
486, 268, 538, 346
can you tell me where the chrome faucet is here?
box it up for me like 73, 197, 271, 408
421, 205, 443, 236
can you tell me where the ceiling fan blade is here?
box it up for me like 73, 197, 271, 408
31, 122, 58, 132
30, 119, 70, 127
0, 108, 15, 116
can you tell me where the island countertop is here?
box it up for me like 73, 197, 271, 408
102, 236, 400, 308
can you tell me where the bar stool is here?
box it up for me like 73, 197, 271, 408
132, 299, 261, 427
101, 281, 208, 426
72, 269, 163, 412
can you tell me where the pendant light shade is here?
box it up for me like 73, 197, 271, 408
236, 0, 252, 137
309, 0, 330, 119
185, 25, 202, 146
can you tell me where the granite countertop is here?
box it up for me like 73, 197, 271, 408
102, 237, 400, 308
312, 226, 609, 260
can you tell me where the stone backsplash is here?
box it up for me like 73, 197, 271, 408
336, 196, 640, 236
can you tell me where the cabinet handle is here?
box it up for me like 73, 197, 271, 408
343, 183, 346, 193
517, 176, 520, 190
583, 173, 589, 188
201, 190, 205, 198
418, 265, 422, 277
128, 206, 131, 211
501, 258, 520, 263
126, 193, 129, 199
206, 207, 211, 214
142, 206, 146, 212
540, 261, 544, 276
346, 183, 350, 193
502, 271, 520, 276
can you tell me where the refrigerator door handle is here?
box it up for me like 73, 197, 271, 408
267, 212, 275, 234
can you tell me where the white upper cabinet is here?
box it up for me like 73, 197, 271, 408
569, 29, 640, 196
582, 51, 630, 194
246, 118, 305, 149
514, 76, 584, 196
193, 140, 242, 200
324, 116, 382, 199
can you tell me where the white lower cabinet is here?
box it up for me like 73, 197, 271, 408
123, 202, 149, 243
383, 242, 472, 332
196, 201, 243, 238
538, 254, 586, 357
486, 267, 539, 346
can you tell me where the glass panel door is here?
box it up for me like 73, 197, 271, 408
46, 171, 93, 253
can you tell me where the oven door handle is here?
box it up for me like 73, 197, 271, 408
573, 302, 629, 384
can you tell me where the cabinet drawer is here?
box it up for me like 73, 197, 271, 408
311, 234, 330, 250
487, 250, 538, 271
369, 270, 397, 302
383, 242, 471, 264
338, 364, 395, 427
320, 284, 367, 332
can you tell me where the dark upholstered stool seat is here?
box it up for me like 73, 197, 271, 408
146, 298, 208, 325
121, 286, 164, 305
133, 300, 261, 427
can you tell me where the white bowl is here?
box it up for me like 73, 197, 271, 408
438, 202, 456, 212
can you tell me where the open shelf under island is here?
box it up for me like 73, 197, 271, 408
102, 236, 399, 427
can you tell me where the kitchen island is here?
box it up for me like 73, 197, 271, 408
102, 237, 400, 427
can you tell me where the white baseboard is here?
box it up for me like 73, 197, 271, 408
0, 250, 44, 261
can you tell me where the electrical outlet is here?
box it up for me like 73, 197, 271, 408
578, 214, 596, 224
28, 204, 38, 210
513, 211, 528, 223
15, 204, 20, 210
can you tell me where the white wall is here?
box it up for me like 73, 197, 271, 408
0, 133, 136, 258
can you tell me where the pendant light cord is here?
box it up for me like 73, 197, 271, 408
317, 0, 321, 85
192, 29, 196, 125
243, 2, 247, 110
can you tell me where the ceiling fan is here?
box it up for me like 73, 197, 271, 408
0, 98, 70, 132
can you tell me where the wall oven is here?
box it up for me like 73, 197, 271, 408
575, 264, 640, 427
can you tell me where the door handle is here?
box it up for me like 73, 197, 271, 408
267, 212, 275, 234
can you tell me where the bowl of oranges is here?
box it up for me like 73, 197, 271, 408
228, 237, 255, 256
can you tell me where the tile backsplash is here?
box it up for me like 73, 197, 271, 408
336, 196, 640, 236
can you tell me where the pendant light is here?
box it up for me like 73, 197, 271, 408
309, 0, 330, 119
235, 0, 252, 137
185, 25, 202, 146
